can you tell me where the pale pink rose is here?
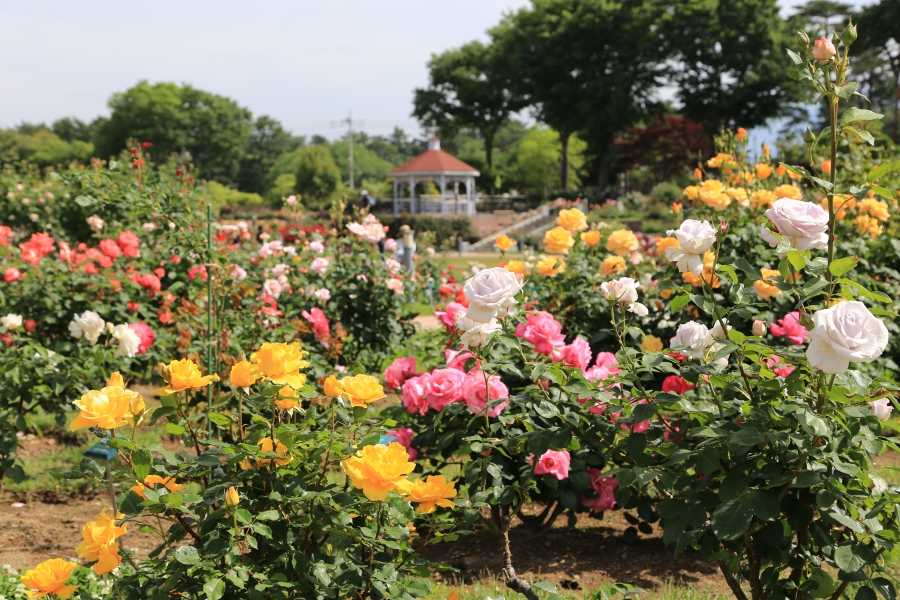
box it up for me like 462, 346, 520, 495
761, 199, 828, 251
314, 288, 331, 301
806, 301, 889, 374
387, 427, 417, 460
515, 311, 566, 356
770, 311, 809, 345
402, 373, 431, 415
665, 220, 717, 275
581, 467, 618, 513
425, 368, 466, 410
386, 278, 404, 295
231, 265, 248, 281
870, 398, 893, 421
435, 302, 467, 332
764, 355, 796, 378
384, 357, 417, 390
752, 320, 767, 336
271, 263, 290, 278
463, 267, 522, 322
530, 449, 570, 480
309, 241, 325, 253
446, 348, 480, 372
462, 371, 509, 417
384, 238, 397, 252
310, 257, 330, 275
812, 36, 836, 62
263, 278, 283, 300
385, 259, 402, 274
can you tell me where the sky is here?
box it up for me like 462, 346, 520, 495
0, 0, 876, 142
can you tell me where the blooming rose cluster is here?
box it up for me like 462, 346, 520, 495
453, 267, 522, 350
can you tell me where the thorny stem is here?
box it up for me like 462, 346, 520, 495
718, 560, 750, 600
501, 509, 540, 600
362, 502, 384, 599
610, 302, 650, 398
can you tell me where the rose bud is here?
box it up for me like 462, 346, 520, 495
752, 320, 767, 337
812, 37, 836, 62
797, 29, 810, 53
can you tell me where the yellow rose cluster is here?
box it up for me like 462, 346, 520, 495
70, 372, 145, 431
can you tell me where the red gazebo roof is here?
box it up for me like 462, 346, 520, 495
390, 137, 479, 175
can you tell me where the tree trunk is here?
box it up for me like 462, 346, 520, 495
597, 154, 610, 197
559, 130, 571, 191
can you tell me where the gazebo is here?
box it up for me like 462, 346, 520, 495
390, 137, 479, 215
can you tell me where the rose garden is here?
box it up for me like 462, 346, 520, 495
3, 15, 900, 600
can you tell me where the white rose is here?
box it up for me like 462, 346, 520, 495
456, 313, 502, 349
314, 288, 331, 301
601, 277, 639, 304
463, 267, 523, 322
664, 220, 717, 275
262, 278, 283, 300
68, 310, 105, 344
111, 323, 141, 358
760, 198, 828, 251
806, 301, 888, 374
1, 313, 23, 330
870, 398, 893, 421
671, 321, 713, 360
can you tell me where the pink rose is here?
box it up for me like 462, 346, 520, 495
621, 399, 651, 433
301, 307, 330, 340
435, 302, 467, 333
770, 311, 809, 345
462, 371, 509, 417
387, 427, 417, 460
761, 199, 828, 251
136, 273, 162, 297
812, 36, 836, 62
594, 352, 620, 372
425, 368, 466, 410
515, 311, 566, 356
116, 231, 141, 257
308, 241, 324, 253
446, 349, 480, 372
99, 239, 121, 259
661, 375, 693, 395
310, 257, 329, 275
4, 267, 25, 283
578, 396, 608, 415
580, 467, 618, 513
402, 373, 431, 415
128, 322, 155, 354
530, 449, 570, 480
764, 355, 796, 378
557, 336, 592, 370
384, 357, 417, 390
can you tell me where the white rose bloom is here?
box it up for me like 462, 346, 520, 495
760, 198, 828, 251
628, 302, 649, 317
456, 313, 502, 350
463, 267, 523, 323
1, 314, 23, 330
671, 321, 714, 360
806, 301, 888, 374
111, 324, 141, 358
262, 278, 283, 300
710, 319, 731, 339
870, 398, 893, 421
68, 311, 106, 344
601, 278, 639, 304
665, 220, 717, 275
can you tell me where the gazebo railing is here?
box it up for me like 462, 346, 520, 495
390, 194, 475, 216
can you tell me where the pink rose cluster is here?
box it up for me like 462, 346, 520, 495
302, 307, 331, 344
770, 311, 809, 345
394, 349, 509, 417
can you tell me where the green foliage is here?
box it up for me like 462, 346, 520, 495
0, 127, 94, 169
203, 181, 265, 212
295, 145, 342, 209
378, 214, 478, 248
235, 116, 304, 195
329, 140, 397, 186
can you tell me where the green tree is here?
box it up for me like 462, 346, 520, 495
94, 81, 253, 186
329, 139, 396, 188
793, 0, 853, 38
295, 145, 341, 208
51, 117, 100, 143
665, 0, 801, 134
856, 0, 900, 143
413, 41, 527, 192
235, 116, 303, 194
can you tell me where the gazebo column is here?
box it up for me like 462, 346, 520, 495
440, 174, 447, 214
454, 181, 460, 215
393, 179, 399, 214
467, 176, 475, 215
409, 177, 417, 215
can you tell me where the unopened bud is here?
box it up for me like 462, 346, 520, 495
842, 21, 857, 47
812, 37, 836, 62
797, 29, 810, 53
804, 127, 816, 145
752, 320, 767, 337
225, 486, 240, 508
720, 220, 728, 233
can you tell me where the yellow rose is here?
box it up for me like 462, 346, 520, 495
600, 255, 626, 276
753, 268, 783, 300
129, 475, 184, 499
323, 375, 343, 398
605, 229, 639, 256
341, 442, 415, 501
251, 342, 309, 387
698, 181, 731, 211
755, 163, 773, 180
240, 437, 292, 470
70, 384, 143, 431
725, 187, 749, 206
225, 486, 240, 508
20, 558, 78, 599
230, 360, 260, 388
774, 184, 803, 200
107, 372, 125, 388
75, 508, 126, 575
683, 185, 700, 200
406, 475, 457, 513
274, 385, 302, 413
750, 190, 776, 209
855, 214, 883, 238
706, 153, 735, 168
556, 208, 588, 232
338, 374, 385, 407
494, 234, 516, 252
156, 358, 219, 396
860, 198, 890, 221
639, 335, 663, 352
580, 230, 601, 246
535, 255, 565, 277
654, 237, 680, 257
504, 260, 529, 275
543, 226, 575, 255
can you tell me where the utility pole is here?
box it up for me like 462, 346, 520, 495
341, 110, 354, 189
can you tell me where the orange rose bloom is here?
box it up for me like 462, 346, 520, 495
75, 508, 126, 575
654, 237, 680, 257
774, 184, 803, 200
605, 229, 639, 256
600, 255, 626, 276
494, 234, 516, 252
156, 358, 219, 396
755, 163, 773, 180
855, 214, 883, 238
274, 385, 302, 414
580, 230, 601, 246
504, 260, 529, 275
860, 198, 890, 221
535, 255, 566, 277
750, 190, 776, 209
20, 558, 78, 599
129, 475, 184, 499
323, 375, 343, 398
753, 268, 783, 300
543, 226, 575, 255
230, 360, 260, 388
736, 127, 748, 140
556, 208, 588, 232
340, 374, 385, 407
341, 442, 414, 501
406, 475, 457, 513
240, 437, 292, 470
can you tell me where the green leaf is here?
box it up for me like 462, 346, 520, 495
133, 448, 152, 482
728, 428, 764, 454
175, 545, 201, 565
117, 490, 145, 515
834, 542, 872, 572
257, 510, 280, 521
829, 257, 858, 277
785, 48, 804, 65
868, 160, 900, 182
837, 278, 892, 303
669, 294, 691, 311
203, 578, 225, 600
710, 500, 752, 541
733, 257, 763, 282
746, 490, 781, 521
533, 581, 558, 593
165, 422, 186, 435
843, 125, 875, 145
839, 107, 884, 126
870, 185, 894, 199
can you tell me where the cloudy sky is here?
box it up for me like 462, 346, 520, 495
0, 1, 874, 140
